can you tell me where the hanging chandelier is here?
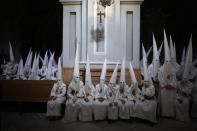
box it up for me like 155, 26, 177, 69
97, 0, 114, 7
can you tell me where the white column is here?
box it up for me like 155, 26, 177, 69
62, 4, 82, 67
81, 0, 87, 61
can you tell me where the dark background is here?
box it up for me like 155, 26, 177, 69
0, 0, 196, 63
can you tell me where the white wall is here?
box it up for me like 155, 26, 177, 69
62, 5, 81, 67
61, 0, 143, 69
120, 4, 141, 68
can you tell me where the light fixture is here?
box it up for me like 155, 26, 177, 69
97, 0, 114, 8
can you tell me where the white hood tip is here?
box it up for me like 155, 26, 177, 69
100, 59, 107, 81
120, 58, 125, 83
129, 62, 137, 84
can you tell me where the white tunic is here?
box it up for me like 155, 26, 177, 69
158, 64, 177, 117
107, 84, 119, 120
63, 80, 83, 122
46, 83, 66, 117
78, 85, 95, 122
116, 84, 130, 120
175, 81, 192, 122
127, 86, 144, 118
140, 84, 157, 123
93, 84, 108, 120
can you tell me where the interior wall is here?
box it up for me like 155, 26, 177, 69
62, 68, 141, 86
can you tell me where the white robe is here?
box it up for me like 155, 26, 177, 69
93, 84, 108, 120
107, 85, 119, 120
160, 87, 176, 117
127, 86, 144, 118
175, 95, 190, 122
139, 84, 157, 123
63, 80, 83, 122
148, 60, 161, 81
116, 85, 130, 120
175, 81, 192, 122
47, 83, 66, 117
78, 85, 95, 122
158, 64, 177, 117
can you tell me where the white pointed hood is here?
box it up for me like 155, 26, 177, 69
46, 52, 54, 79
73, 43, 80, 78
48, 52, 55, 67
52, 52, 57, 67
109, 63, 118, 84
27, 51, 33, 67
19, 59, 24, 76
25, 48, 31, 68
17, 59, 24, 76
152, 34, 160, 80
43, 51, 48, 66
39, 56, 43, 65
147, 46, 152, 59
173, 42, 177, 61
9, 42, 14, 62
49, 50, 52, 56
57, 57, 62, 80
183, 34, 193, 80
164, 29, 171, 62
36, 53, 40, 69
120, 58, 125, 83
143, 57, 149, 81
129, 62, 137, 83
170, 36, 175, 60
29, 53, 37, 80
153, 33, 159, 61
85, 55, 92, 86
188, 34, 193, 63
142, 44, 147, 59
183, 44, 191, 79
31, 53, 37, 73
100, 59, 107, 81
181, 46, 186, 66
158, 42, 163, 57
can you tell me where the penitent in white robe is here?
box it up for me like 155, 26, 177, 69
47, 83, 66, 117
107, 85, 119, 120
158, 65, 177, 118
78, 85, 95, 122
138, 84, 157, 123
93, 84, 108, 120
117, 85, 130, 120
175, 81, 192, 122
63, 80, 83, 123
127, 86, 144, 118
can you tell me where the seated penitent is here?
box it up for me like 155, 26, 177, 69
78, 55, 95, 122
107, 64, 119, 120
116, 59, 130, 120
158, 30, 177, 118
94, 59, 108, 120
47, 57, 66, 119
175, 79, 192, 122
139, 57, 157, 123
63, 44, 83, 122
175, 46, 193, 122
14, 59, 27, 80
127, 62, 144, 118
